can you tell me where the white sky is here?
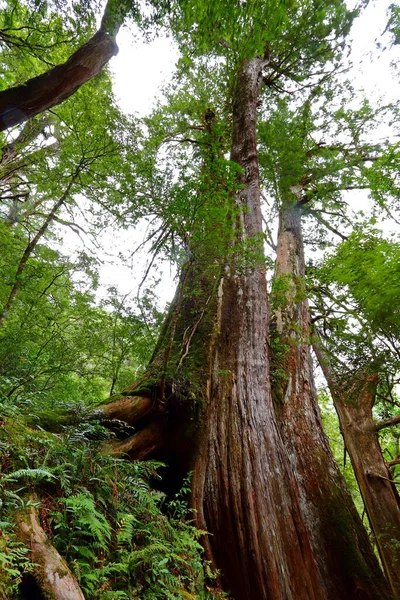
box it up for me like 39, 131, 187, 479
62, 0, 400, 306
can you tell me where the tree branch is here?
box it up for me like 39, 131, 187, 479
375, 415, 400, 432
0, 175, 76, 326
0, 0, 129, 131
17, 500, 85, 600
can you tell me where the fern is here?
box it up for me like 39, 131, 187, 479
117, 513, 139, 547
0, 408, 223, 599
4, 468, 56, 482
64, 490, 112, 549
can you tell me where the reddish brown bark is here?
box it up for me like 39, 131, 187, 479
100, 60, 391, 600
0, 0, 123, 131
191, 59, 324, 600
272, 201, 391, 599
100, 395, 155, 425
314, 343, 400, 598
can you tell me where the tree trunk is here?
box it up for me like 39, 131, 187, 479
100, 62, 391, 599
191, 58, 327, 600
314, 342, 400, 598
0, 0, 125, 131
17, 502, 85, 600
271, 200, 391, 599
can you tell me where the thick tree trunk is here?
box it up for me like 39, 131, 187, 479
102, 59, 323, 599
17, 502, 85, 600
0, 0, 124, 131
103, 252, 223, 485
271, 201, 391, 599
100, 62, 391, 599
191, 59, 325, 600
314, 343, 400, 598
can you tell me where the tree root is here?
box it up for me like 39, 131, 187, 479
99, 394, 156, 426
106, 420, 166, 460
17, 501, 85, 600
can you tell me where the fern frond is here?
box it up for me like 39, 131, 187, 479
64, 490, 111, 548
117, 513, 139, 546
4, 468, 56, 482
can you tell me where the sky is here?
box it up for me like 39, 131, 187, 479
65, 0, 400, 307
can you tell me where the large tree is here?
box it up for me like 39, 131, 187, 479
99, 2, 392, 598
1, 1, 399, 599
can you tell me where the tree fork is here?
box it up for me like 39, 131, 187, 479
191, 58, 325, 600
98, 58, 391, 599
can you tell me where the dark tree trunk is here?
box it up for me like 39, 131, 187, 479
0, 0, 124, 131
271, 200, 391, 599
100, 62, 391, 599
314, 343, 400, 598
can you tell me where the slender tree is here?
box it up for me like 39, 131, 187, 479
311, 231, 400, 597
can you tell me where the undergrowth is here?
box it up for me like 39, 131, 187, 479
0, 397, 223, 599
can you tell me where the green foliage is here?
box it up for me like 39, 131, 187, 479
0, 238, 153, 409
387, 3, 400, 45
0, 0, 97, 90
0, 401, 222, 599
0, 527, 33, 595
171, 0, 355, 81
321, 228, 400, 341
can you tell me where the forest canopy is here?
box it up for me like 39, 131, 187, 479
0, 1, 400, 599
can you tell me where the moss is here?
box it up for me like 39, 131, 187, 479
269, 322, 290, 406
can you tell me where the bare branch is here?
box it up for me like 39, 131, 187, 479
375, 415, 400, 432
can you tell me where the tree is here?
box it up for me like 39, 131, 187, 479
311, 230, 400, 597
97, 2, 391, 598
1, 1, 399, 598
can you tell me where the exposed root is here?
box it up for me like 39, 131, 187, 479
106, 420, 166, 460
17, 501, 85, 600
100, 394, 156, 426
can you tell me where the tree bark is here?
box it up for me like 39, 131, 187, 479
191, 58, 327, 600
271, 200, 391, 599
17, 502, 85, 600
0, 0, 124, 131
314, 341, 400, 598
99, 61, 391, 600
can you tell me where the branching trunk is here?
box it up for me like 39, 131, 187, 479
0, 0, 125, 131
192, 59, 326, 600
271, 201, 390, 598
17, 501, 85, 600
99, 61, 391, 599
314, 339, 400, 598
